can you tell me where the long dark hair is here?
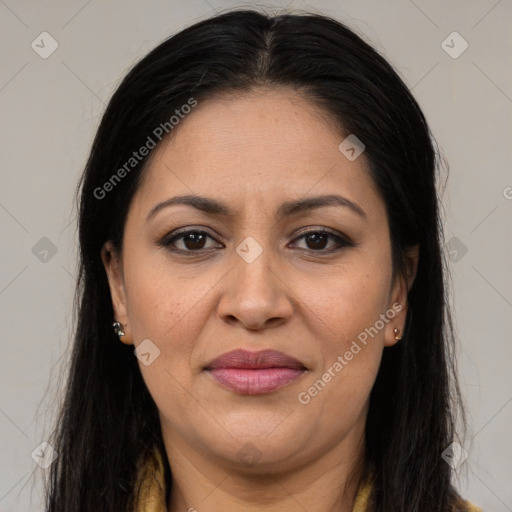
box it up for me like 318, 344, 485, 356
45, 8, 468, 511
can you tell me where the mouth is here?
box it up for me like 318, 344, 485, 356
204, 349, 308, 395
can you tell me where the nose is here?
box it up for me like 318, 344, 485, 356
217, 248, 294, 331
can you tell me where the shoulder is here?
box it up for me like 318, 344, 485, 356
454, 498, 483, 512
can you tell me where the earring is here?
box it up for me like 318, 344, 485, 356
112, 321, 125, 338
393, 328, 402, 341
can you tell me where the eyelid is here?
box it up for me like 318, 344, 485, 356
290, 227, 353, 250
159, 227, 224, 249
293, 226, 346, 239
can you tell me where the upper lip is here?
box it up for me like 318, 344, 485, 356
204, 349, 307, 370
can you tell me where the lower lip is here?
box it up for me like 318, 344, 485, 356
206, 368, 306, 395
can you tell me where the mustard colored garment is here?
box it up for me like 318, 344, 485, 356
133, 446, 482, 512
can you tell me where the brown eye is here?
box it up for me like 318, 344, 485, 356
291, 229, 353, 252
160, 228, 352, 255
181, 232, 207, 250
304, 232, 329, 250
161, 230, 222, 252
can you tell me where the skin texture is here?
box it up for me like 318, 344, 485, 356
102, 87, 418, 512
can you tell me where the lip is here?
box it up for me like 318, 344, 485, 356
204, 349, 307, 395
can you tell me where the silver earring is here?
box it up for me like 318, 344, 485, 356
393, 327, 402, 341
112, 321, 125, 337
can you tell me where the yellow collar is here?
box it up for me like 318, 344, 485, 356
133, 446, 481, 512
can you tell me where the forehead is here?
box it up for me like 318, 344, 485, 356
131, 87, 385, 222
163, 87, 347, 167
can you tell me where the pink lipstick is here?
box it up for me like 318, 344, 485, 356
204, 349, 307, 395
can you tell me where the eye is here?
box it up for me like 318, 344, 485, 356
159, 229, 223, 252
159, 227, 353, 255
290, 228, 353, 252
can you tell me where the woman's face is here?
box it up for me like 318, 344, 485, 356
103, 88, 416, 475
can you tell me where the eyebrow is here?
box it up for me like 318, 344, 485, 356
146, 193, 367, 222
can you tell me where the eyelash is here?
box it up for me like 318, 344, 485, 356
158, 227, 354, 255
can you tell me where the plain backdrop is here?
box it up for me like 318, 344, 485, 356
1, 1, 511, 510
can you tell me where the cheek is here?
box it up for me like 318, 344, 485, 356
122, 245, 207, 339
121, 248, 226, 387
296, 259, 391, 353
121, 257, 213, 423
293, 260, 391, 414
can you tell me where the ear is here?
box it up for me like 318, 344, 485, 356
101, 240, 132, 345
384, 244, 419, 347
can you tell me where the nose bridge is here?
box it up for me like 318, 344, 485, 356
233, 235, 278, 302
217, 234, 293, 329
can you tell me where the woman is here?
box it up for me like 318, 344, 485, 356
44, 8, 482, 512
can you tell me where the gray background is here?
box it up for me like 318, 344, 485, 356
1, 0, 511, 510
